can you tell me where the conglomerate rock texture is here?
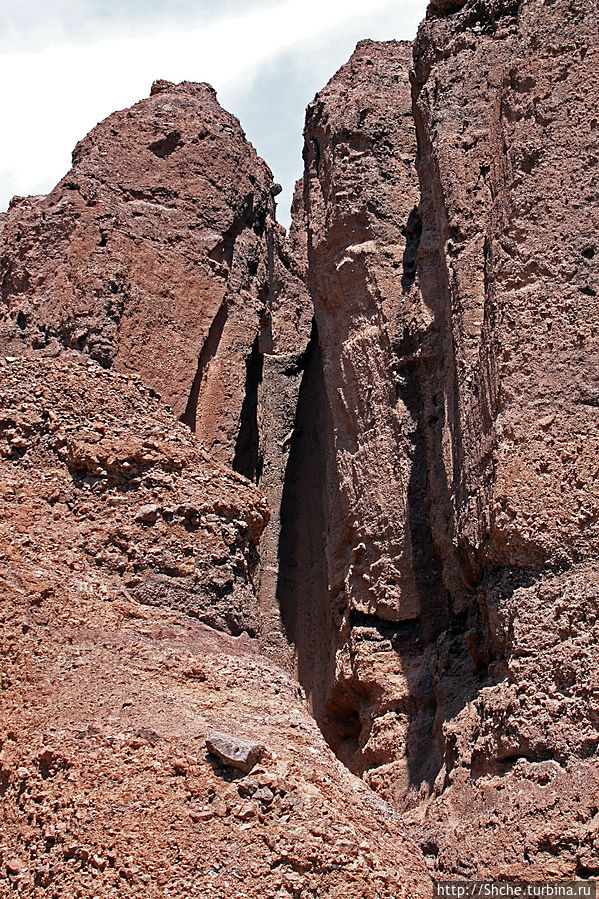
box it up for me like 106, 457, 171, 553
1, 0, 599, 889
0, 355, 431, 898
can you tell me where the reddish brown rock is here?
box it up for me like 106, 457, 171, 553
404, 0, 599, 876
0, 78, 315, 666
255, 183, 314, 666
0, 80, 278, 469
0, 352, 431, 898
0, 353, 267, 635
2, 0, 599, 886
290, 39, 444, 802
289, 0, 599, 882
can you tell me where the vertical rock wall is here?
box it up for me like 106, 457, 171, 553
289, 0, 599, 879
405, 0, 599, 876
297, 40, 448, 801
255, 184, 314, 665
1, 15, 598, 879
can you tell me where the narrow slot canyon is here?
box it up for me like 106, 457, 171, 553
248, 12, 599, 867
274, 324, 336, 726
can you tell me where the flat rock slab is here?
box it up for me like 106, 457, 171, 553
205, 732, 265, 773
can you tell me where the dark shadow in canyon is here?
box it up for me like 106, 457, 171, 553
401, 205, 423, 292
233, 336, 264, 482
401, 121, 499, 788
275, 322, 336, 723
398, 355, 449, 791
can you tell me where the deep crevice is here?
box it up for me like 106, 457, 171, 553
276, 322, 336, 724
401, 205, 422, 292
233, 337, 264, 482
180, 299, 229, 432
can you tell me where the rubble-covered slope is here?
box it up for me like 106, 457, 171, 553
0, 353, 431, 897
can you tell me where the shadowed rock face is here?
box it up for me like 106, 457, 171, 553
1, 0, 599, 886
294, 39, 448, 800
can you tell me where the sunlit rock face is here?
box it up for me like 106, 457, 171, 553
289, 0, 599, 878
0, 79, 282, 469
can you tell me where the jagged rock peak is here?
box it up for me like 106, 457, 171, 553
0, 78, 284, 470
150, 78, 218, 97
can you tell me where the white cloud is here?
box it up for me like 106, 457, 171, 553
0, 0, 427, 217
221, 1, 427, 226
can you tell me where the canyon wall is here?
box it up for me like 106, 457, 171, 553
291, 0, 599, 879
0, 77, 310, 658
295, 39, 447, 802
0, 83, 430, 895
406, 0, 599, 876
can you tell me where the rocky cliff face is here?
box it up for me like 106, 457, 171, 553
1, 0, 598, 889
0, 79, 285, 470
291, 39, 446, 802
0, 75, 431, 897
405, 0, 599, 876
289, 0, 599, 880
0, 75, 309, 659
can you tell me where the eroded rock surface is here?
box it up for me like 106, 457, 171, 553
0, 77, 314, 667
0, 353, 431, 897
294, 38, 445, 802
2, 0, 599, 887
404, 0, 599, 876
0, 80, 278, 469
289, 2, 599, 881
0, 353, 267, 636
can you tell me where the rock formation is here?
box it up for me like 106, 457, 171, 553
0, 75, 310, 660
404, 0, 599, 875
0, 354, 430, 897
1, 0, 598, 889
0, 79, 284, 470
287, 0, 599, 880
290, 39, 445, 804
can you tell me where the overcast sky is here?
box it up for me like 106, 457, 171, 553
0, 0, 427, 228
